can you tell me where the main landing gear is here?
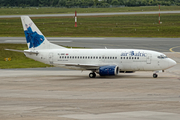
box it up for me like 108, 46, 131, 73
153, 73, 158, 78
89, 72, 96, 78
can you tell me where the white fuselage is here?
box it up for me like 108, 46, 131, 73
25, 49, 176, 72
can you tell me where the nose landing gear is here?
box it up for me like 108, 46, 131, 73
153, 73, 158, 78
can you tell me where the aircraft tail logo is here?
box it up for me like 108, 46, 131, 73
21, 16, 67, 50
24, 23, 45, 48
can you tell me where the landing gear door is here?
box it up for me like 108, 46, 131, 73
146, 54, 151, 64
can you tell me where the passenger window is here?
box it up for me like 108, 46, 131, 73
59, 56, 61, 58
126, 57, 128, 59
129, 57, 131, 59
132, 57, 133, 59
99, 57, 101, 59
67, 56, 69, 59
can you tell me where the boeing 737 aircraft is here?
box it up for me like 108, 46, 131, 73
7, 16, 177, 78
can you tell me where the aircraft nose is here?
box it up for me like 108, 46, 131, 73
169, 59, 177, 67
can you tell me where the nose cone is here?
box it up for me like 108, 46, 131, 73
169, 59, 177, 68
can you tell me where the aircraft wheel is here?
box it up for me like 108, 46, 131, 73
89, 72, 96, 78
153, 73, 158, 78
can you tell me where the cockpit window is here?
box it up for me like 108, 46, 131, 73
157, 55, 168, 59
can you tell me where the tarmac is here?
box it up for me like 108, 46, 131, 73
0, 52, 180, 120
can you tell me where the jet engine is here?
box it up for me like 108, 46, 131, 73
99, 65, 119, 76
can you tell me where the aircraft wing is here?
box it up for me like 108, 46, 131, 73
59, 63, 99, 67
53, 62, 113, 70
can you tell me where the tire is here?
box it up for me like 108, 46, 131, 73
89, 73, 96, 78
153, 74, 158, 78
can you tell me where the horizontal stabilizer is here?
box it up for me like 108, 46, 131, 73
5, 49, 39, 54
24, 50, 39, 54
5, 49, 24, 53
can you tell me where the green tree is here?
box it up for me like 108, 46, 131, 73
111, 0, 119, 5
102, 3, 110, 7
94, 0, 98, 6
107, 0, 112, 4
141, 0, 147, 6
118, 0, 124, 5
57, 0, 66, 7
66, 1, 75, 8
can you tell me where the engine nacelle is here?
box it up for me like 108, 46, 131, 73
99, 65, 119, 76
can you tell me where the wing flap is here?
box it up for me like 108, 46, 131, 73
54, 62, 99, 67
54, 62, 100, 70
53, 62, 117, 70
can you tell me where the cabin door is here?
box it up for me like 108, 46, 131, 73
146, 54, 151, 64
49, 53, 53, 64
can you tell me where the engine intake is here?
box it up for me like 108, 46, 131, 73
99, 65, 119, 76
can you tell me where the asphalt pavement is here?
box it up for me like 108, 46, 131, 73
0, 11, 180, 18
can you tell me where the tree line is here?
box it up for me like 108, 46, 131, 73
0, 0, 180, 8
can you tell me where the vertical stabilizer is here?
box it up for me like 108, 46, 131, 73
21, 16, 66, 50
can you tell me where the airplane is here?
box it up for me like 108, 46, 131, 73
6, 16, 177, 78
